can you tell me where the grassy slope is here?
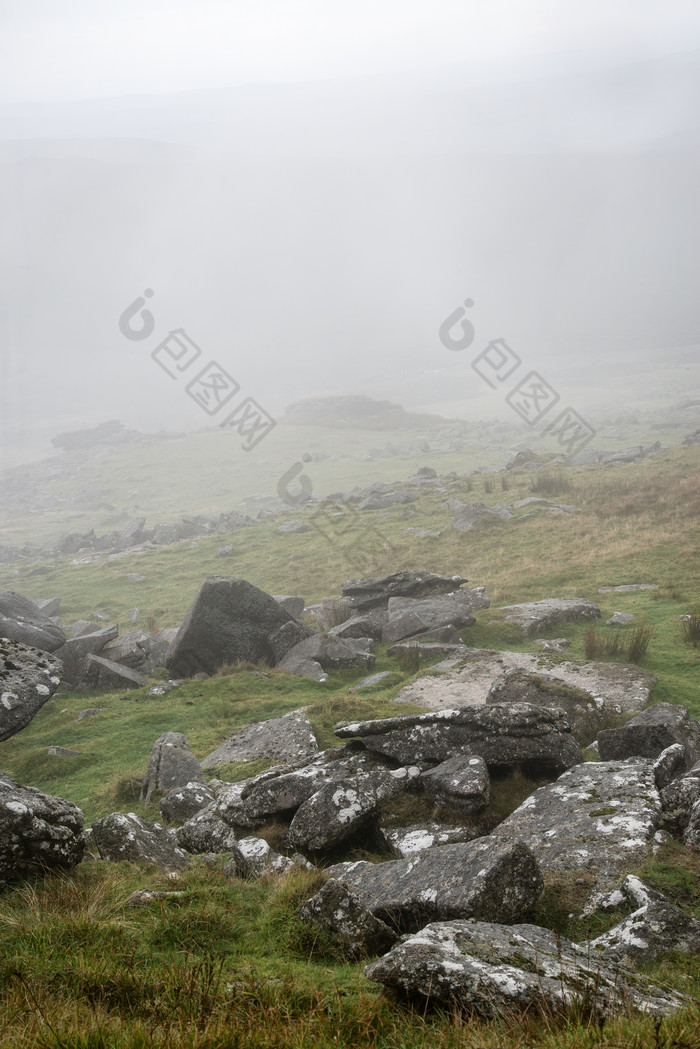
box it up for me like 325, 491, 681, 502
0, 437, 700, 1048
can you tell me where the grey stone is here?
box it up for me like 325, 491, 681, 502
451, 502, 510, 530
683, 797, 700, 849
53, 625, 119, 684
500, 598, 601, 636
659, 763, 700, 833
349, 671, 395, 691
273, 596, 306, 618
35, 597, 61, 616
379, 823, 481, 859
166, 577, 299, 676
68, 620, 97, 638
224, 837, 296, 878
607, 612, 635, 625
533, 637, 571, 652
381, 591, 487, 643
421, 755, 489, 812
341, 572, 469, 612
365, 918, 687, 1017
215, 767, 292, 830
598, 584, 659, 593
486, 669, 610, 746
653, 744, 688, 790
279, 634, 374, 672
0, 774, 84, 886
102, 629, 171, 675
329, 613, 386, 641
201, 711, 319, 769
386, 641, 468, 660
299, 878, 396, 959
159, 781, 216, 823
0, 639, 63, 742
326, 834, 543, 932
175, 804, 239, 854
335, 703, 583, 774
278, 520, 311, 534
0, 591, 66, 652
278, 655, 329, 682
598, 703, 700, 765
47, 746, 81, 758
91, 812, 190, 871
492, 760, 661, 894
78, 654, 148, 692
140, 732, 206, 804
267, 620, 316, 664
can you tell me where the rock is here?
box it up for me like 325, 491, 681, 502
588, 875, 700, 966
0, 639, 63, 742
278, 655, 329, 682
273, 596, 306, 618
224, 837, 296, 878
349, 671, 395, 691
486, 670, 610, 746
329, 613, 386, 641
379, 823, 481, 858
47, 746, 81, 758
53, 625, 119, 684
365, 918, 687, 1017
341, 572, 469, 612
381, 590, 489, 643
91, 812, 190, 871
335, 703, 583, 774
166, 577, 300, 676
267, 620, 316, 664
598, 584, 659, 593
140, 732, 206, 803
607, 612, 635, 625
68, 620, 102, 638
533, 637, 571, 652
326, 835, 543, 932
278, 520, 311, 534
215, 767, 292, 829
491, 760, 661, 894
311, 599, 353, 631
146, 679, 183, 697
386, 642, 468, 660
0, 591, 66, 652
499, 598, 601, 636
35, 597, 61, 616
357, 490, 415, 511
659, 762, 700, 833
202, 711, 319, 769
175, 804, 239, 854
102, 629, 172, 675
78, 654, 149, 692
125, 889, 185, 907
299, 878, 396, 958
683, 797, 700, 849
451, 503, 510, 530
653, 744, 689, 790
159, 781, 216, 823
0, 774, 84, 886
421, 755, 489, 812
288, 768, 420, 852
75, 707, 102, 722
217, 544, 234, 557
279, 634, 375, 672
597, 703, 700, 765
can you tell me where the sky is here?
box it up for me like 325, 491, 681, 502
2, 0, 700, 104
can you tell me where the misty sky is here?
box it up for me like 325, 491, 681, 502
3, 0, 700, 103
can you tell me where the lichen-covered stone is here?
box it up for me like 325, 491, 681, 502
0, 774, 84, 886
140, 732, 206, 804
91, 812, 190, 871
159, 782, 216, 823
299, 878, 396, 958
175, 804, 238, 854
421, 755, 489, 812
202, 711, 318, 769
379, 823, 482, 859
0, 639, 63, 743
224, 837, 295, 878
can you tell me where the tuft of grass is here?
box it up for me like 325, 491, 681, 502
528, 471, 574, 496
680, 613, 700, 648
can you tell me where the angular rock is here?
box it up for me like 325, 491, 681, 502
288, 768, 420, 852
421, 755, 490, 812
659, 761, 700, 833
159, 781, 216, 823
0, 774, 84, 886
683, 797, 700, 849
386, 641, 468, 660
102, 629, 172, 675
279, 634, 375, 672
500, 598, 601, 637
0, 591, 66, 652
267, 619, 316, 663
379, 823, 481, 859
91, 812, 190, 871
273, 596, 306, 618
299, 878, 396, 959
35, 597, 62, 617
335, 703, 583, 774
486, 669, 610, 746
326, 835, 543, 932
329, 613, 386, 641
140, 732, 205, 804
201, 711, 319, 769
341, 572, 469, 612
365, 919, 687, 1017
381, 590, 489, 643
492, 760, 661, 893
451, 502, 509, 530
53, 625, 119, 684
278, 655, 329, 682
166, 577, 299, 676
215, 767, 293, 829
78, 654, 148, 692
598, 704, 700, 765
224, 837, 295, 878
349, 671, 395, 691
175, 804, 239, 854
0, 639, 63, 742
653, 744, 688, 790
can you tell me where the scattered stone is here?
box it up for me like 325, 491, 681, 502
278, 521, 311, 534
386, 641, 468, 660
146, 680, 183, 696
201, 711, 319, 769
175, 805, 239, 854
53, 625, 119, 684
533, 637, 571, 652
451, 503, 510, 531
217, 545, 234, 557
341, 572, 469, 612
47, 746, 81, 758
279, 634, 375, 673
125, 889, 185, 907
78, 654, 148, 692
0, 591, 66, 652
140, 732, 206, 803
381, 589, 489, 643
91, 812, 190, 871
349, 671, 395, 691
607, 612, 635, 625
598, 584, 659, 593
278, 655, 329, 682
499, 598, 600, 637
0, 774, 85, 886
299, 878, 396, 959
0, 639, 63, 743
75, 707, 102, 722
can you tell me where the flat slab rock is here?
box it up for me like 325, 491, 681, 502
491, 760, 662, 895
365, 919, 688, 1018
201, 710, 319, 769
325, 834, 543, 933
0, 639, 63, 743
499, 598, 601, 636
341, 572, 469, 611
393, 649, 654, 715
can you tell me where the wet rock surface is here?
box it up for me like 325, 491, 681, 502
0, 639, 63, 742
0, 774, 85, 886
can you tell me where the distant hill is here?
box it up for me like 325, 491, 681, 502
281, 395, 448, 429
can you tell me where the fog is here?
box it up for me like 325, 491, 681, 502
1, 1, 700, 463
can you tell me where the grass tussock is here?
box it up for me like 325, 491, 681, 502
584, 625, 654, 664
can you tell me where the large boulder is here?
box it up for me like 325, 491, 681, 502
0, 639, 63, 742
91, 812, 190, 870
78, 654, 149, 692
597, 703, 700, 765
159, 781, 216, 823
381, 589, 489, 643
335, 703, 583, 774
299, 878, 396, 959
140, 732, 206, 803
341, 572, 469, 612
0, 774, 84, 886
52, 625, 119, 685
166, 577, 302, 676
0, 591, 66, 652
365, 919, 687, 1017
102, 629, 173, 674
499, 598, 601, 637
278, 634, 375, 673
201, 711, 319, 769
175, 804, 239, 854
326, 834, 543, 932
492, 760, 661, 896
486, 669, 611, 746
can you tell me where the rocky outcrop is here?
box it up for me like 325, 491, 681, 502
499, 598, 601, 636
341, 572, 469, 612
598, 703, 700, 766
335, 703, 583, 774
202, 711, 319, 769
78, 654, 149, 692
0, 640, 63, 742
91, 812, 190, 871
0, 592, 66, 652
0, 775, 84, 886
140, 732, 206, 804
